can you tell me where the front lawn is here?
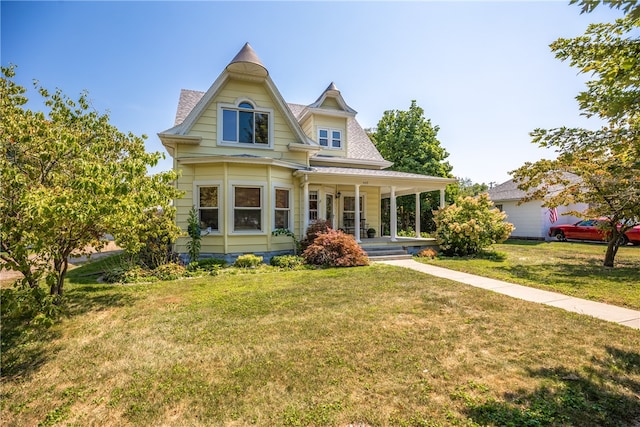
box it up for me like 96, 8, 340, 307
2, 263, 639, 426
418, 240, 640, 311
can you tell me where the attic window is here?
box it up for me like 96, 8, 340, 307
318, 128, 342, 149
220, 101, 271, 146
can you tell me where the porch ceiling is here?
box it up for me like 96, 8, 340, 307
293, 166, 455, 196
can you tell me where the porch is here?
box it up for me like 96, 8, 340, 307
294, 166, 456, 245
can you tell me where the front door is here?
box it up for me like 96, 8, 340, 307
325, 193, 335, 228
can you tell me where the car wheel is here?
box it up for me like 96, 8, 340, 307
555, 231, 567, 242
618, 235, 629, 246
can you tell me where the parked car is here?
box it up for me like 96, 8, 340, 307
549, 219, 640, 245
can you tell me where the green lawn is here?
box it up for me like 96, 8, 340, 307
2, 262, 639, 426
418, 240, 640, 311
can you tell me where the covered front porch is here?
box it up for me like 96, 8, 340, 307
293, 166, 456, 243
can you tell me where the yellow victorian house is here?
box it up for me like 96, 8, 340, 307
159, 43, 455, 261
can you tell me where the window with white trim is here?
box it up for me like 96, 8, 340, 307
197, 186, 219, 231
309, 191, 318, 221
318, 128, 342, 149
221, 101, 270, 145
274, 188, 290, 230
233, 186, 262, 231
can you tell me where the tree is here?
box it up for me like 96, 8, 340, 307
370, 100, 454, 232
0, 66, 181, 298
511, 7, 639, 267
455, 178, 490, 198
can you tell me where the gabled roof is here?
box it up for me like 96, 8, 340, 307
159, 43, 314, 149
487, 179, 527, 202
488, 174, 582, 202
307, 82, 357, 115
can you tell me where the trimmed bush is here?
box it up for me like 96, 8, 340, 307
270, 255, 304, 269
234, 254, 263, 268
433, 194, 514, 257
302, 229, 369, 267
300, 220, 333, 252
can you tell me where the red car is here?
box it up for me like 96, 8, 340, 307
549, 219, 640, 245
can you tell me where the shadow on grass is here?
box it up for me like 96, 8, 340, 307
0, 301, 62, 381
1, 256, 140, 381
497, 261, 639, 286
462, 346, 640, 427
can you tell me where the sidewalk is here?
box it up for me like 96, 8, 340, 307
381, 259, 640, 330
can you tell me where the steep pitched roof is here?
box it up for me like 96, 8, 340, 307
307, 82, 357, 114
288, 103, 391, 168
159, 44, 313, 148
168, 88, 390, 168
174, 89, 205, 126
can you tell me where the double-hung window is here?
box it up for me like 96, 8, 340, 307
318, 128, 342, 149
274, 188, 290, 230
221, 101, 270, 145
234, 186, 262, 231
309, 191, 318, 221
198, 186, 219, 232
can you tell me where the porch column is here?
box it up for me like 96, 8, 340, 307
354, 184, 361, 243
390, 186, 397, 242
303, 180, 309, 234
439, 188, 446, 209
415, 192, 421, 238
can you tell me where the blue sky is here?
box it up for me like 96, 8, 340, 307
1, 1, 624, 185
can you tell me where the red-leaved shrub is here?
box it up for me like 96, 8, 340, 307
302, 229, 369, 267
300, 220, 333, 252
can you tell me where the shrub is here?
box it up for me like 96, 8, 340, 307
270, 255, 304, 269
103, 265, 153, 284
433, 194, 514, 256
186, 206, 201, 263
152, 262, 187, 281
234, 254, 263, 268
190, 258, 227, 271
397, 229, 432, 238
416, 248, 437, 259
302, 229, 369, 267
300, 220, 333, 252
125, 208, 179, 269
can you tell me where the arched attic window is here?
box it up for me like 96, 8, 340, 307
220, 99, 271, 145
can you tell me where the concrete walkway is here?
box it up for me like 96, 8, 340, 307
381, 259, 640, 330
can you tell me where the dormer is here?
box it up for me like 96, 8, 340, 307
296, 83, 356, 155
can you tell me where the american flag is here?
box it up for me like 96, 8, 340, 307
549, 207, 558, 224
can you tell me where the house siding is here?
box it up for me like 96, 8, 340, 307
179, 80, 306, 165
174, 162, 300, 256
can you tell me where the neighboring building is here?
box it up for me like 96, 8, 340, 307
159, 43, 455, 261
488, 178, 587, 240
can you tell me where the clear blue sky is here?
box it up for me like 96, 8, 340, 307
1, 1, 624, 185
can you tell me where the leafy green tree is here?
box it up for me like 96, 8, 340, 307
433, 194, 514, 257
0, 66, 181, 298
455, 178, 490, 198
370, 100, 454, 232
512, 6, 639, 268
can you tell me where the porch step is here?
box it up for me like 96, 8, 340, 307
363, 246, 412, 261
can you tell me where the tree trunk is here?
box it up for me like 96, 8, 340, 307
603, 231, 620, 268
50, 256, 69, 297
